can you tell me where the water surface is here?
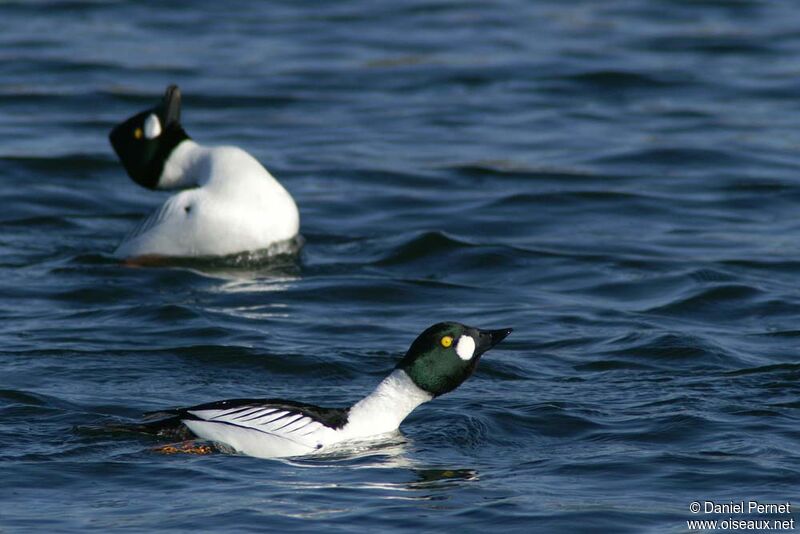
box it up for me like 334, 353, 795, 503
1, 1, 800, 532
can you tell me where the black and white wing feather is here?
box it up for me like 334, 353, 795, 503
186, 399, 347, 436
139, 398, 350, 458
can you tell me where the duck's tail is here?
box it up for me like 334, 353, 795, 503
105, 409, 196, 441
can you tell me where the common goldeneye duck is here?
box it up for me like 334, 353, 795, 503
134, 322, 512, 459
108, 85, 299, 260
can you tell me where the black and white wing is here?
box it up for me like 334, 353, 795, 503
149, 398, 350, 459
186, 398, 349, 436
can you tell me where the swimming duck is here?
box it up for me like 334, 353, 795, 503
134, 322, 512, 459
108, 85, 299, 260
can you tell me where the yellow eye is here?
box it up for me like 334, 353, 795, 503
440, 336, 453, 348
134, 127, 143, 139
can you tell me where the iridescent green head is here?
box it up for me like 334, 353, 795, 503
396, 322, 512, 397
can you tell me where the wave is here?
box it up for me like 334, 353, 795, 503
555, 69, 682, 89
0, 154, 114, 174
591, 147, 752, 168
643, 284, 764, 317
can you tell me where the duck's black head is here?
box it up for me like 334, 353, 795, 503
396, 322, 512, 397
108, 85, 190, 190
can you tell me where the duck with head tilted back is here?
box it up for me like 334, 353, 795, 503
109, 85, 299, 261
130, 322, 512, 459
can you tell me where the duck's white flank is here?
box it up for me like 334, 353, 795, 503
115, 140, 299, 259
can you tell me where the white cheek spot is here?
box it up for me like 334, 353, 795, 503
455, 335, 476, 361
144, 113, 162, 139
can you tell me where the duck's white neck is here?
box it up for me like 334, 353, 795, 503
159, 139, 208, 189
343, 369, 433, 438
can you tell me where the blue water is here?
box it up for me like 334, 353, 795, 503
2, 0, 800, 532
